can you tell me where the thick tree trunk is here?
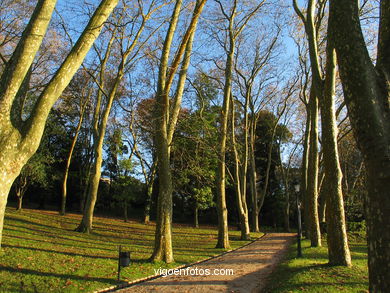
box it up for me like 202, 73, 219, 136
150, 0, 205, 263
0, 159, 25, 247
307, 91, 321, 247
150, 123, 174, 262
321, 37, 351, 266
0, 0, 118, 247
329, 0, 390, 289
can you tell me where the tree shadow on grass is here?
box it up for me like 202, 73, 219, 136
4, 226, 117, 251
2, 244, 117, 261
0, 265, 118, 285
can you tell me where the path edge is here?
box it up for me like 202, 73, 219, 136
95, 233, 267, 293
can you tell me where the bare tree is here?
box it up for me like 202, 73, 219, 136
151, 0, 207, 263
293, 1, 351, 265
0, 0, 118, 248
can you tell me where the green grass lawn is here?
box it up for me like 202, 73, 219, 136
265, 233, 369, 293
0, 208, 262, 292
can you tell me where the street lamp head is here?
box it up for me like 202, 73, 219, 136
294, 182, 300, 193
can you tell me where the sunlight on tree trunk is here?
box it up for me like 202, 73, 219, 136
0, 0, 118, 248
329, 0, 390, 289
307, 91, 321, 247
322, 28, 351, 266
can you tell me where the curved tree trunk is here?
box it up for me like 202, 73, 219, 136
60, 92, 89, 215
0, 0, 118, 248
321, 34, 351, 266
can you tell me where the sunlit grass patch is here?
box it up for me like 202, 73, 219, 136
1, 208, 262, 292
265, 236, 368, 292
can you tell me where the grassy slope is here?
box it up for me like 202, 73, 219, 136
265, 233, 368, 293
0, 208, 262, 293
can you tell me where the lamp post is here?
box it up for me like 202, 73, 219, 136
294, 182, 302, 258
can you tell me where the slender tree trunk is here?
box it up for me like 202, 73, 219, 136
76, 61, 123, 233
307, 90, 321, 247
124, 201, 128, 222
278, 140, 290, 232
321, 39, 351, 266
284, 194, 290, 232
143, 179, 154, 224
230, 93, 250, 240
80, 174, 90, 213
60, 93, 89, 215
194, 205, 199, 228
329, 1, 390, 289
249, 116, 259, 232
318, 179, 327, 224
215, 7, 237, 249
215, 87, 231, 248
301, 105, 311, 238
16, 194, 23, 211
215, 85, 231, 247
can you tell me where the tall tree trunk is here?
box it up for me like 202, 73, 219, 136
307, 90, 321, 247
329, 0, 390, 289
151, 122, 174, 262
249, 115, 259, 232
60, 91, 89, 215
230, 93, 250, 240
151, 0, 206, 262
215, 86, 230, 248
301, 105, 311, 238
278, 140, 291, 232
321, 33, 351, 266
0, 0, 118, 248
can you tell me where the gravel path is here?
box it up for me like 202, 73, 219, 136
115, 233, 295, 293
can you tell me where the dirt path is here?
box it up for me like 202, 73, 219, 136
114, 233, 295, 293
